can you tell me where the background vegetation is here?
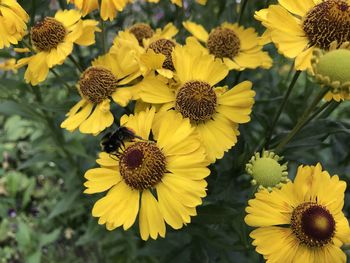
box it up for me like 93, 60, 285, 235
0, 0, 349, 262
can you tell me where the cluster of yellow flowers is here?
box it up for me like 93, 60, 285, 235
1, 0, 350, 262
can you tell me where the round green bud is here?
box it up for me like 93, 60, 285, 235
316, 49, 350, 85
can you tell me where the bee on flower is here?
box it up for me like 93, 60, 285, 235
84, 108, 210, 240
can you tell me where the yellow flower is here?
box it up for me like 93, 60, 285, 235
110, 23, 179, 80
84, 108, 210, 240
245, 163, 350, 263
0, 58, 17, 73
139, 45, 256, 163
16, 10, 100, 86
0, 0, 29, 49
183, 21, 272, 71
67, 0, 132, 21
147, 0, 207, 7
255, 0, 350, 71
61, 52, 136, 135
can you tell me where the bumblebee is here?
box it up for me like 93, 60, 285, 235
100, 126, 142, 156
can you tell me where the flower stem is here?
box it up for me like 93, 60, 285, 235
265, 70, 301, 148
274, 87, 331, 153
98, 0, 107, 54
68, 54, 83, 73
49, 68, 73, 92
238, 0, 248, 24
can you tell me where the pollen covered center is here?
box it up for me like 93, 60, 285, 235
175, 80, 217, 122
31, 17, 66, 52
302, 0, 350, 49
119, 142, 167, 191
148, 38, 176, 71
78, 66, 118, 104
291, 202, 336, 247
129, 23, 154, 46
207, 27, 241, 59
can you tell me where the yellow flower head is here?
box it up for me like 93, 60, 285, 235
147, 0, 207, 7
0, 58, 17, 73
311, 41, 350, 102
245, 163, 350, 263
183, 21, 272, 71
61, 52, 137, 135
67, 0, 132, 21
0, 0, 29, 49
16, 10, 100, 85
84, 108, 210, 240
139, 45, 256, 163
255, 0, 350, 71
110, 23, 179, 81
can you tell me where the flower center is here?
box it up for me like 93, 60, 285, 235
119, 142, 167, 191
31, 17, 66, 52
129, 23, 154, 46
291, 202, 336, 247
148, 38, 176, 71
207, 27, 241, 59
78, 66, 118, 104
302, 0, 350, 49
175, 80, 217, 122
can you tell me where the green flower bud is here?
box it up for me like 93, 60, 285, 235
246, 151, 289, 192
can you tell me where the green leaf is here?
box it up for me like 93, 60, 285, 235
39, 229, 61, 247
0, 101, 43, 121
16, 221, 32, 249
48, 190, 80, 219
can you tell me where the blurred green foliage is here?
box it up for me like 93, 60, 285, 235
0, 0, 349, 262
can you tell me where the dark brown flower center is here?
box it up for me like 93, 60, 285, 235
175, 80, 217, 122
129, 23, 154, 46
31, 17, 66, 52
78, 66, 118, 104
148, 38, 176, 71
291, 202, 336, 247
303, 0, 350, 49
207, 27, 241, 59
119, 142, 166, 191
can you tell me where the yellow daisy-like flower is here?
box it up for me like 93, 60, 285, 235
147, 0, 207, 7
183, 21, 272, 71
84, 108, 210, 240
139, 45, 256, 162
111, 23, 178, 80
245, 163, 350, 263
0, 0, 29, 49
255, 0, 350, 71
61, 53, 136, 135
0, 58, 17, 73
67, 0, 132, 21
16, 10, 100, 86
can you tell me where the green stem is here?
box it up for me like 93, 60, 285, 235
50, 68, 73, 92
304, 100, 332, 123
238, 0, 248, 24
68, 54, 83, 73
58, 0, 67, 9
319, 100, 341, 119
30, 85, 75, 165
234, 71, 242, 86
274, 87, 331, 153
30, 0, 36, 26
265, 70, 301, 148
